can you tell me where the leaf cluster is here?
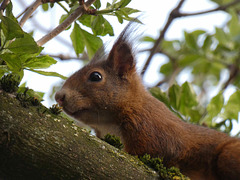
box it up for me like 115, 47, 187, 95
57, 0, 140, 58
0, 3, 66, 81
143, 5, 240, 135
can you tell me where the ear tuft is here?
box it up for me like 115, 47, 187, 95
107, 41, 135, 77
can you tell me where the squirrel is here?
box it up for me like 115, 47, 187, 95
55, 23, 240, 179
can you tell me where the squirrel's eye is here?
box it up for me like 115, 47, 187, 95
89, 72, 102, 82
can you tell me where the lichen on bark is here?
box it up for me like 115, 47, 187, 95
0, 91, 158, 179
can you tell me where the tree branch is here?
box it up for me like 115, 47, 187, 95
37, 0, 96, 46
0, 91, 158, 179
140, 0, 186, 76
179, 0, 240, 17
41, 53, 89, 61
19, 0, 42, 27
0, 0, 10, 14
41, 0, 64, 3
222, 62, 239, 90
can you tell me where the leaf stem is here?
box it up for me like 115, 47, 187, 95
57, 2, 69, 13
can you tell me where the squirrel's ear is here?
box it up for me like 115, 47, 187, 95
107, 42, 135, 77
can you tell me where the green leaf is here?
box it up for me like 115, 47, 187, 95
70, 23, 85, 56
186, 109, 201, 123
23, 55, 57, 69
168, 84, 181, 110
5, 2, 16, 21
120, 7, 140, 15
215, 27, 229, 45
229, 11, 240, 37
42, 3, 49, 11
71, 25, 103, 58
115, 12, 123, 24
59, 14, 71, 30
0, 65, 9, 78
202, 35, 212, 51
0, 16, 24, 40
203, 92, 224, 126
7, 32, 39, 54
207, 92, 224, 118
82, 29, 103, 58
178, 54, 200, 67
150, 87, 171, 109
141, 36, 155, 42
223, 90, 240, 120
184, 31, 198, 50
78, 14, 92, 28
18, 87, 45, 101
169, 82, 198, 118
160, 62, 173, 76
119, 0, 131, 8
92, 15, 114, 36
26, 68, 67, 80
180, 82, 198, 108
93, 0, 101, 9
0, 53, 22, 71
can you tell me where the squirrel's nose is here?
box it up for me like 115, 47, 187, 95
55, 91, 65, 107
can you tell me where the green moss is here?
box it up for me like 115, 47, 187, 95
0, 74, 20, 93
49, 104, 62, 115
103, 134, 123, 150
139, 154, 189, 180
16, 92, 40, 108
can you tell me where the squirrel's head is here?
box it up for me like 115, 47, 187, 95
55, 23, 144, 126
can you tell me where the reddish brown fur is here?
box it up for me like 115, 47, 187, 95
55, 24, 240, 179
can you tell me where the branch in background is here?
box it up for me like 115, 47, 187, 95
0, 0, 10, 14
179, 0, 240, 17
141, 0, 240, 77
154, 78, 169, 87
42, 53, 89, 61
37, 0, 96, 46
140, 0, 186, 76
31, 17, 73, 48
41, 0, 64, 3
19, 0, 42, 27
222, 62, 240, 90
16, 6, 29, 19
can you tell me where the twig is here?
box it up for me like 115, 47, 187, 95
30, 15, 72, 48
37, 0, 96, 46
0, 0, 10, 14
222, 63, 239, 90
16, 6, 29, 19
154, 78, 169, 87
57, 2, 69, 13
179, 0, 240, 17
41, 0, 63, 3
140, 0, 186, 76
41, 53, 88, 61
19, 0, 42, 27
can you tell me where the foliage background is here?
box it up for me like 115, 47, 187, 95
1, 0, 240, 135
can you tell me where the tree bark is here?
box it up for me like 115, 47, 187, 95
0, 91, 158, 180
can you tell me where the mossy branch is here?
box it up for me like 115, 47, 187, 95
0, 91, 158, 179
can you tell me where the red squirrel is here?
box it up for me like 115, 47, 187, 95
55, 24, 240, 179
